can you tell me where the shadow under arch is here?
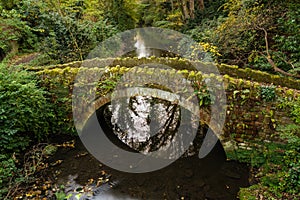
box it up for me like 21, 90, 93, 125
80, 99, 228, 175
77, 95, 233, 160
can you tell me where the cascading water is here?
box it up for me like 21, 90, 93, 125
134, 33, 150, 58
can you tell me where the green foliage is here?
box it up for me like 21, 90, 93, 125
138, 0, 184, 30
39, 12, 96, 63
97, 74, 121, 95
260, 85, 276, 102
290, 99, 300, 123
1, 0, 299, 79
259, 124, 300, 197
238, 125, 300, 198
0, 0, 20, 10
187, 0, 300, 77
187, 16, 225, 44
0, 6, 38, 56
0, 0, 120, 63
278, 96, 300, 124
185, 0, 226, 31
0, 154, 20, 199
55, 190, 67, 200
278, 125, 300, 193
239, 96, 300, 199
37, 77, 76, 136
273, 3, 300, 74
194, 84, 215, 107
0, 63, 70, 198
0, 63, 53, 154
228, 135, 287, 168
34, 2, 119, 63
105, 0, 139, 31
0, 143, 61, 199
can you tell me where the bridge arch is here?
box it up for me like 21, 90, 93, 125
76, 93, 234, 159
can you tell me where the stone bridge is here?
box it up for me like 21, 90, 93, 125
32, 57, 300, 158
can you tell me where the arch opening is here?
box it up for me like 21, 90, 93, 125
81, 95, 227, 169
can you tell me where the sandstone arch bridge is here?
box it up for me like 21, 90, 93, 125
30, 57, 300, 159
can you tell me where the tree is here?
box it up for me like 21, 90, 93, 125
179, 0, 204, 21
0, 0, 20, 10
211, 0, 300, 77
106, 0, 139, 30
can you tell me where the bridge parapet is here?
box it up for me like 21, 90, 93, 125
36, 61, 300, 158
28, 57, 300, 89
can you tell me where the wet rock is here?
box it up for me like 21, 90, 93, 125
225, 171, 241, 179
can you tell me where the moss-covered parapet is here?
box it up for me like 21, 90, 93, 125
28, 57, 300, 90
36, 63, 300, 159
36, 64, 300, 99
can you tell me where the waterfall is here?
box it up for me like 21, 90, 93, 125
134, 34, 150, 58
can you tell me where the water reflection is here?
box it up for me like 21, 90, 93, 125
126, 32, 179, 58
48, 137, 249, 200
91, 193, 137, 200
107, 96, 182, 154
47, 97, 249, 199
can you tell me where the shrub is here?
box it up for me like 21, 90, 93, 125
0, 154, 20, 199
0, 8, 38, 57
239, 97, 300, 199
38, 12, 120, 64
0, 63, 52, 154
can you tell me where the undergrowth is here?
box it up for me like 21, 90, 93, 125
239, 98, 300, 199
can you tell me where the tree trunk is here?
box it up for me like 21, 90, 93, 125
189, 0, 195, 19
180, 0, 190, 20
198, 0, 204, 10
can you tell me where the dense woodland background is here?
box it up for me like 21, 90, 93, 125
0, 0, 299, 199
0, 0, 299, 76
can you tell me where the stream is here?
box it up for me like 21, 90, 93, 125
44, 97, 250, 200
45, 136, 249, 200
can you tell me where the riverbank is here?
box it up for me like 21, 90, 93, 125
11, 137, 249, 199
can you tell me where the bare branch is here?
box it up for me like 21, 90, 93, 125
258, 27, 300, 79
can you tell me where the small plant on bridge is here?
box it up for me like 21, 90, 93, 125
97, 73, 122, 97
260, 85, 276, 102
194, 84, 215, 106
